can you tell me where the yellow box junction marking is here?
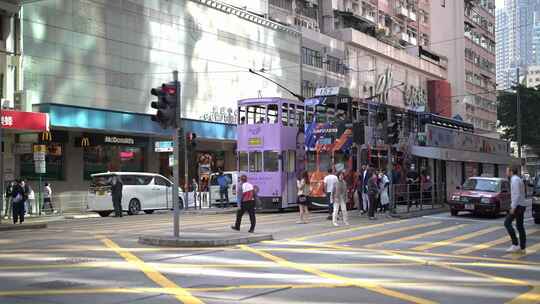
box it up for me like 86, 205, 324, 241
326, 222, 441, 245
412, 226, 501, 251
239, 245, 438, 304
99, 237, 204, 304
365, 224, 469, 249
289, 219, 410, 242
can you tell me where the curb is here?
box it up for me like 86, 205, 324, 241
390, 206, 448, 219
0, 223, 47, 231
63, 214, 100, 219
138, 233, 273, 247
181, 209, 237, 215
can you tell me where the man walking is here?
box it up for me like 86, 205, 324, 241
231, 175, 256, 233
217, 169, 231, 208
323, 168, 338, 220
111, 176, 123, 217
358, 163, 370, 215
367, 169, 379, 220
505, 165, 527, 253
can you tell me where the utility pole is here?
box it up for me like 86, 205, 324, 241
172, 71, 181, 237
517, 68, 523, 169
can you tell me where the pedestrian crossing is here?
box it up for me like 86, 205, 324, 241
287, 216, 540, 262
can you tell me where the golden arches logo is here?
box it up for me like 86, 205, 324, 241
41, 131, 52, 142
81, 137, 90, 147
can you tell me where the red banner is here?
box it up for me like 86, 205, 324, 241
1, 110, 49, 131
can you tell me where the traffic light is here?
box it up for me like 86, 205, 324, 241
186, 132, 197, 148
387, 121, 399, 145
150, 82, 178, 129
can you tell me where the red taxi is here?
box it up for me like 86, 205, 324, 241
449, 177, 511, 217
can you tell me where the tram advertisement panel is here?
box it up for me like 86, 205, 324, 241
305, 122, 353, 152
305, 122, 353, 198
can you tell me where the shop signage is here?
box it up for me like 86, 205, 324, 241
426, 125, 509, 155
155, 141, 174, 152
0, 110, 49, 131
104, 136, 135, 145
76, 134, 144, 147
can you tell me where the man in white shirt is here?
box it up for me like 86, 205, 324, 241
505, 165, 527, 253
323, 169, 338, 220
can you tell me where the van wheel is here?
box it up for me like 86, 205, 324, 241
535, 218, 540, 224
128, 199, 141, 215
450, 209, 458, 216
97, 211, 112, 217
143, 210, 154, 214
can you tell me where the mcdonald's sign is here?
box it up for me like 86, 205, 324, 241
81, 137, 90, 147
41, 131, 53, 142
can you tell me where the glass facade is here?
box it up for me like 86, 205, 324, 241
21, 0, 300, 124
83, 145, 144, 180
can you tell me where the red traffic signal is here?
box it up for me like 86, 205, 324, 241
150, 82, 178, 129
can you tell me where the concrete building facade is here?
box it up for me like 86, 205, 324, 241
431, 0, 498, 136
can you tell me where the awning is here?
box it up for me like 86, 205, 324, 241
1, 110, 49, 131
411, 145, 514, 165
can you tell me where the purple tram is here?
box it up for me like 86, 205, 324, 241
237, 97, 305, 210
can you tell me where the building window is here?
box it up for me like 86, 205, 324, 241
302, 47, 322, 68
269, 0, 292, 11
326, 55, 344, 74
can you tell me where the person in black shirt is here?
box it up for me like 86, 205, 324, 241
111, 176, 123, 217
11, 180, 26, 224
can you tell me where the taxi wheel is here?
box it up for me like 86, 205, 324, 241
127, 199, 141, 215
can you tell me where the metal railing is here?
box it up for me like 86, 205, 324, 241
390, 183, 447, 214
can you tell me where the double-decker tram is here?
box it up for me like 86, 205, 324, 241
236, 97, 305, 210
304, 88, 359, 209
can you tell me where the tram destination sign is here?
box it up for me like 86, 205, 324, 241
314, 87, 350, 97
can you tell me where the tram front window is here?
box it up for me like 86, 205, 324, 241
319, 153, 331, 172
334, 152, 347, 173
307, 151, 317, 172
263, 151, 279, 172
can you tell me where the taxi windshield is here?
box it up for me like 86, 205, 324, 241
462, 179, 500, 192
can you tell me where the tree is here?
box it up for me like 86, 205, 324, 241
497, 85, 540, 153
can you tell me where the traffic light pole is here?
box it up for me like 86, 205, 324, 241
173, 71, 181, 238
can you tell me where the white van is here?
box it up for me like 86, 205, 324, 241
87, 172, 190, 217
209, 171, 238, 207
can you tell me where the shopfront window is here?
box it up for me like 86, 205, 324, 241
83, 145, 144, 180
20, 143, 64, 180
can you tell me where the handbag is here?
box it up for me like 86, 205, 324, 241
242, 190, 254, 202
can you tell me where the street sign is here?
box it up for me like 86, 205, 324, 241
155, 141, 174, 152
33, 144, 47, 153
33, 152, 45, 161
35, 160, 46, 174
169, 154, 174, 167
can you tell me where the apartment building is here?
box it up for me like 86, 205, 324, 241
268, 0, 448, 112
432, 0, 498, 136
